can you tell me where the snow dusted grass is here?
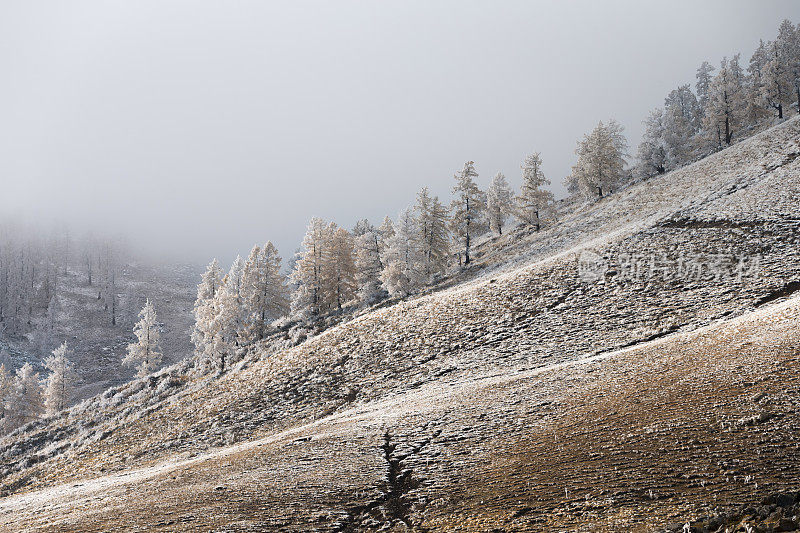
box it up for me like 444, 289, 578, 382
1, 293, 799, 531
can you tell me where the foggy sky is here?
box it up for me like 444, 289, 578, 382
1, 1, 799, 267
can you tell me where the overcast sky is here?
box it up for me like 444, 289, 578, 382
1, 1, 799, 266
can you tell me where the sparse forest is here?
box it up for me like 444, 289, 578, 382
189, 19, 800, 363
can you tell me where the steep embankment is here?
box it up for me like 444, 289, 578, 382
2, 294, 799, 532
0, 118, 799, 531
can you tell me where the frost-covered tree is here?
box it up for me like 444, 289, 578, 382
664, 84, 701, 134
352, 219, 373, 237
8, 363, 43, 430
696, 61, 716, 117
211, 256, 248, 370
123, 299, 162, 377
354, 224, 385, 305
191, 259, 223, 358
291, 217, 328, 318
378, 216, 395, 260
195, 258, 246, 375
635, 109, 668, 180
565, 120, 628, 199
449, 161, 486, 266
241, 242, 288, 343
415, 187, 434, 244
43, 342, 77, 416
775, 19, 800, 114
292, 220, 357, 316
703, 55, 746, 148
428, 196, 450, 275
636, 86, 700, 180
381, 208, 426, 297
662, 107, 696, 169
321, 225, 356, 311
747, 39, 774, 123
761, 42, 793, 119
415, 188, 450, 276
516, 153, 554, 230
486, 173, 513, 235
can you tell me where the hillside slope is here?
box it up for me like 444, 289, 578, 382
0, 118, 799, 531
0, 260, 197, 401
2, 294, 799, 532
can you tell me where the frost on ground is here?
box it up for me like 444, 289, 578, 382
0, 118, 799, 531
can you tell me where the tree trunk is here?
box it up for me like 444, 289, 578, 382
796, 84, 800, 113
725, 113, 731, 145
464, 197, 471, 265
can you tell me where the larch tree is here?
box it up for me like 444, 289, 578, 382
378, 216, 395, 264
486, 172, 513, 236
664, 84, 701, 134
379, 215, 395, 241
565, 120, 628, 199
291, 217, 328, 319
209, 256, 248, 372
696, 61, 716, 118
43, 341, 78, 416
321, 225, 357, 311
662, 107, 696, 170
760, 41, 793, 119
747, 39, 773, 123
192, 259, 223, 360
381, 208, 426, 297
353, 222, 385, 305
415, 188, 450, 277
9, 363, 43, 430
123, 299, 163, 378
241, 242, 289, 343
663, 85, 700, 167
352, 219, 373, 237
703, 55, 746, 148
428, 196, 451, 275
516, 153, 554, 230
449, 161, 486, 266
635, 109, 668, 179
775, 19, 800, 113
415, 187, 434, 248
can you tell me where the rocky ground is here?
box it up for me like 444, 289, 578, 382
0, 118, 798, 531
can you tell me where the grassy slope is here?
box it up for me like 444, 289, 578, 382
0, 118, 799, 531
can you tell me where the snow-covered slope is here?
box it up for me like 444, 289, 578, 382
1, 118, 799, 531
0, 260, 198, 401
